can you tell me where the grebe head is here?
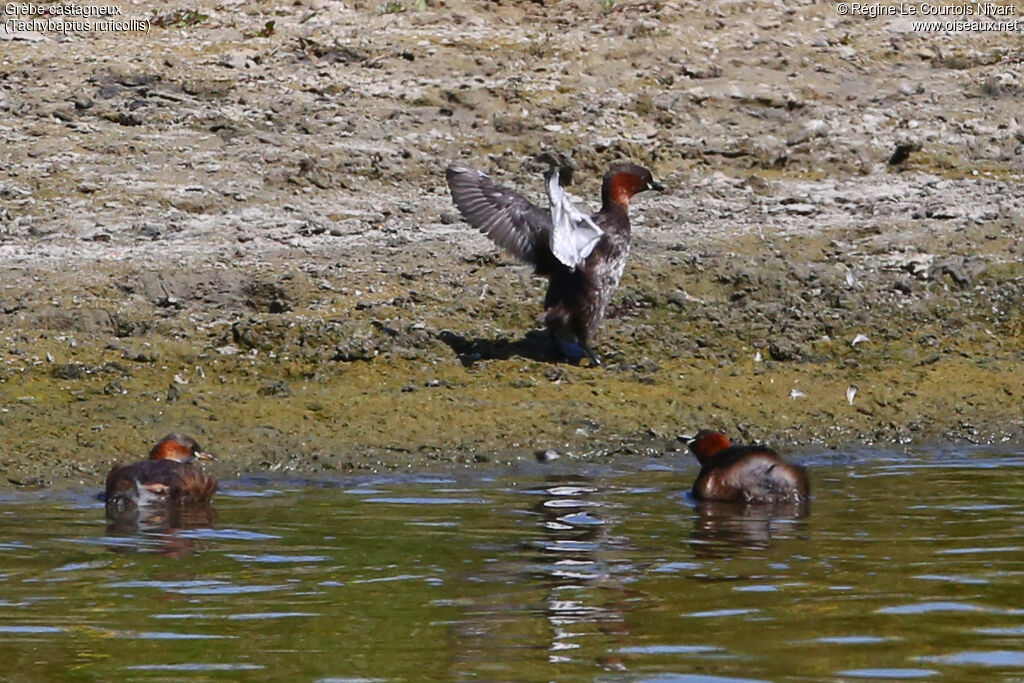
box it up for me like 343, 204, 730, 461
148, 433, 215, 463
601, 163, 664, 209
686, 430, 733, 466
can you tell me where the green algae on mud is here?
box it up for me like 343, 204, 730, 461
1, 237, 1021, 490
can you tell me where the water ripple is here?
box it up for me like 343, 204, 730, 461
634, 675, 771, 683
117, 631, 235, 640
836, 669, 937, 679
227, 612, 318, 621
877, 601, 985, 615
107, 580, 292, 596
937, 546, 1021, 555
976, 626, 1024, 636
653, 561, 701, 573
151, 612, 318, 621
52, 560, 111, 572
812, 635, 890, 645
619, 645, 722, 654
351, 573, 431, 585
913, 573, 989, 585
125, 663, 265, 671
364, 497, 486, 505
176, 528, 282, 541
227, 554, 328, 564
919, 650, 1024, 667
0, 625, 63, 634
685, 609, 759, 618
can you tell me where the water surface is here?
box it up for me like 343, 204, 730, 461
1, 446, 1023, 681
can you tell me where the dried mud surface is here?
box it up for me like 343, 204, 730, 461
1, 0, 1022, 488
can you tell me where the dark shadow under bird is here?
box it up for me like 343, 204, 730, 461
445, 160, 662, 365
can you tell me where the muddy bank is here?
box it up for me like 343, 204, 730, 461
0, 0, 1022, 487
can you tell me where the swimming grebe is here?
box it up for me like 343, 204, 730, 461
105, 433, 217, 512
686, 430, 809, 503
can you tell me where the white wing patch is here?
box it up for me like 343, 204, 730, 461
546, 170, 604, 270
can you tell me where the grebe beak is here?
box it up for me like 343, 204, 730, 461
195, 451, 216, 461
677, 433, 696, 445
649, 179, 665, 192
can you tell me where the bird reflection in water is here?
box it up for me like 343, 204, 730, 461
689, 498, 809, 559
527, 475, 637, 673
105, 503, 217, 558
449, 474, 640, 676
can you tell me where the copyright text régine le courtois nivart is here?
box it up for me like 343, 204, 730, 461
837, 2, 1016, 17
835, 2, 1022, 30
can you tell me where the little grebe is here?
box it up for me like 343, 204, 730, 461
446, 161, 663, 365
686, 430, 809, 503
105, 433, 217, 512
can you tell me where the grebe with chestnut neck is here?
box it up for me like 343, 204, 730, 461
104, 433, 218, 513
445, 160, 662, 365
